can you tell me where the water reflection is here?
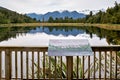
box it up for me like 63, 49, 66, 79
0, 26, 120, 45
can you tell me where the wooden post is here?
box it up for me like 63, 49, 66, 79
67, 56, 73, 80
0, 51, 1, 79
5, 49, 11, 80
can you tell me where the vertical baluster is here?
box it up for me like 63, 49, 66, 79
38, 52, 40, 79
0, 50, 2, 79
115, 51, 117, 79
82, 56, 84, 79
88, 56, 90, 79
15, 51, 18, 80
55, 56, 57, 80
32, 51, 34, 79
110, 51, 112, 79
99, 51, 101, 79
60, 56, 62, 80
43, 52, 45, 79
77, 56, 79, 79
104, 51, 107, 79
93, 51, 95, 79
5, 49, 11, 80
49, 56, 51, 79
26, 51, 29, 79
21, 51, 23, 80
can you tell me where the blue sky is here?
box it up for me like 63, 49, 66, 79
0, 0, 120, 14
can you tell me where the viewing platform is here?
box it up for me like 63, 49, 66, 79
0, 46, 120, 80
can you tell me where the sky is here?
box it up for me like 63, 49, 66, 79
0, 0, 120, 14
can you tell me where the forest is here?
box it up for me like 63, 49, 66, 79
47, 2, 120, 24
0, 2, 120, 24
0, 7, 38, 24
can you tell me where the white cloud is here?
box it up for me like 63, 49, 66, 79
0, 0, 120, 14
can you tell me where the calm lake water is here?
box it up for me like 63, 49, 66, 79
0, 26, 120, 78
0, 26, 120, 46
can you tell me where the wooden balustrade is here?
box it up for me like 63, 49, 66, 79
0, 46, 120, 80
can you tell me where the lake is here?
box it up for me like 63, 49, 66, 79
0, 26, 120, 46
0, 26, 120, 78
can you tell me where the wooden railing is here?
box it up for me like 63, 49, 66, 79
0, 46, 120, 80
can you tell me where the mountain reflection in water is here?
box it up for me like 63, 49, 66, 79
0, 26, 119, 46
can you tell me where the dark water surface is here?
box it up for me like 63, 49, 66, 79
0, 26, 119, 46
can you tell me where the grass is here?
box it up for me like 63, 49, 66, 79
0, 23, 120, 30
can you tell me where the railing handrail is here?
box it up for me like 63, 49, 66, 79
0, 45, 120, 51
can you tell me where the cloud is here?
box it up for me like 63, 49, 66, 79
0, 0, 120, 14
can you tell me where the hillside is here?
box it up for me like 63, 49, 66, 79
84, 1, 120, 24
27, 10, 85, 21
0, 6, 38, 24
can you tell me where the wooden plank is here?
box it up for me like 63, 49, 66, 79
43, 52, 45, 79
88, 56, 90, 79
104, 51, 107, 79
32, 51, 34, 79
82, 56, 84, 79
38, 52, 40, 79
5, 49, 11, 80
26, 51, 29, 79
93, 51, 95, 79
0, 51, 2, 79
99, 51, 101, 79
110, 51, 112, 79
21, 51, 23, 80
115, 51, 117, 79
15, 51, 18, 80
77, 56, 79, 79
67, 56, 73, 80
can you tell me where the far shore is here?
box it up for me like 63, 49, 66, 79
0, 23, 120, 30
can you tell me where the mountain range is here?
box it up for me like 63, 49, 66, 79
27, 10, 86, 21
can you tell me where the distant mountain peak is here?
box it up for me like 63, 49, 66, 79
27, 10, 85, 21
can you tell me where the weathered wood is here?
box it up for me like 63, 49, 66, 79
26, 51, 29, 79
21, 51, 23, 80
67, 56, 73, 80
0, 51, 1, 79
99, 51, 101, 79
82, 56, 84, 79
93, 51, 95, 79
104, 51, 107, 79
32, 51, 34, 79
15, 51, 18, 80
110, 51, 112, 79
88, 56, 90, 79
38, 52, 40, 79
5, 49, 11, 80
77, 56, 79, 79
43, 52, 45, 79
0, 46, 119, 80
115, 51, 117, 79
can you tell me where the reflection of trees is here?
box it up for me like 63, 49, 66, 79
0, 27, 35, 42
0, 26, 119, 45
42, 26, 120, 45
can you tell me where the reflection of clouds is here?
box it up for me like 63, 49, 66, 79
0, 32, 108, 47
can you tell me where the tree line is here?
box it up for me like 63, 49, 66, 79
47, 2, 120, 24
0, 7, 38, 24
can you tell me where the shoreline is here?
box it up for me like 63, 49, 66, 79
0, 23, 120, 30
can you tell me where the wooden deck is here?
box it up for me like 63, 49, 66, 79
0, 46, 120, 80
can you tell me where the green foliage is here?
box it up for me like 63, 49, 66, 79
85, 1, 120, 24
0, 7, 38, 24
47, 2, 120, 24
